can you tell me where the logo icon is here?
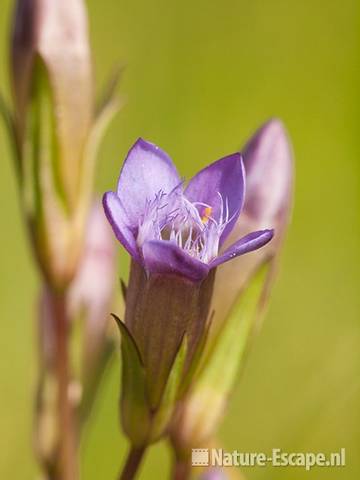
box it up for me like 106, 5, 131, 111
192, 449, 210, 467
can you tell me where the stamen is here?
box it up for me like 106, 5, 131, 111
137, 188, 237, 264
201, 206, 212, 224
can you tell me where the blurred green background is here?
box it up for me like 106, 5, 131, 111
0, 0, 359, 478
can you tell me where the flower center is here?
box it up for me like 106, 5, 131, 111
137, 189, 230, 264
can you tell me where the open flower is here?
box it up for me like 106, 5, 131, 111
103, 138, 273, 282
102, 139, 273, 446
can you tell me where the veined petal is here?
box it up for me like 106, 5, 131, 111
102, 191, 140, 261
142, 240, 209, 282
210, 229, 274, 268
116, 138, 181, 228
185, 153, 245, 243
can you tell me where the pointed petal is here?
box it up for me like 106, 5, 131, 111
142, 240, 209, 282
102, 191, 140, 261
210, 229, 274, 268
185, 153, 245, 243
116, 138, 181, 228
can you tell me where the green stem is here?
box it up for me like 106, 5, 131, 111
118, 446, 146, 480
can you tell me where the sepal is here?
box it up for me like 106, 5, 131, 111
150, 334, 188, 441
112, 314, 152, 447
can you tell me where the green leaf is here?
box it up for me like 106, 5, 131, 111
0, 94, 22, 180
179, 314, 213, 397
112, 314, 151, 447
192, 262, 270, 403
150, 334, 188, 441
95, 65, 124, 118
79, 337, 115, 425
80, 67, 123, 201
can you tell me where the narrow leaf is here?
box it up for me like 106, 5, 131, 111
112, 314, 151, 446
0, 94, 22, 179
192, 262, 270, 400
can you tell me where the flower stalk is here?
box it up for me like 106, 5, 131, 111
49, 289, 78, 480
118, 446, 147, 480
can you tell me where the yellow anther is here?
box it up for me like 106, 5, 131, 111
201, 206, 212, 224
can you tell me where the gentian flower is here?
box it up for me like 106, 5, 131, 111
103, 138, 273, 282
103, 139, 273, 446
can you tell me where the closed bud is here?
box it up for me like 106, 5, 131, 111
11, 0, 93, 185
8, 0, 120, 288
211, 118, 293, 332
171, 119, 294, 454
68, 199, 117, 382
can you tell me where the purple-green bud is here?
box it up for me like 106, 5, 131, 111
11, 0, 93, 186
68, 200, 117, 375
8, 0, 119, 288
39, 199, 117, 379
211, 118, 293, 334
170, 119, 294, 453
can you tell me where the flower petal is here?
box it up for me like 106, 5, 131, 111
210, 229, 274, 268
116, 138, 181, 228
185, 153, 245, 243
102, 191, 140, 261
142, 240, 209, 282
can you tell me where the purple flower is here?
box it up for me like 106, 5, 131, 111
103, 138, 273, 282
102, 139, 274, 445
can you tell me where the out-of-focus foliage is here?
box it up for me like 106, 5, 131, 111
0, 0, 359, 479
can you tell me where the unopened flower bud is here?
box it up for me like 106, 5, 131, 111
68, 199, 117, 380
212, 118, 293, 332
170, 119, 293, 454
11, 0, 92, 187
8, 0, 120, 288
